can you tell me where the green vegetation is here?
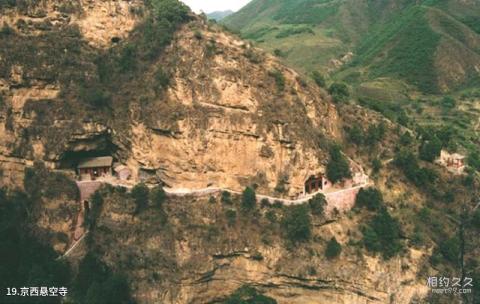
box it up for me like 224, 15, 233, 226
281, 205, 311, 243
72, 253, 134, 304
325, 237, 342, 259
24, 161, 79, 201
275, 25, 314, 38
222, 285, 277, 304
221, 191, 232, 204
362, 208, 403, 259
365, 122, 386, 146
308, 193, 326, 215
272, 0, 339, 25
241, 187, 256, 210
311, 71, 326, 88
150, 185, 166, 208
328, 82, 349, 103
419, 136, 442, 162
0, 188, 71, 304
131, 183, 150, 214
394, 150, 437, 188
268, 69, 286, 92
225, 209, 237, 226
355, 188, 383, 211
326, 145, 352, 183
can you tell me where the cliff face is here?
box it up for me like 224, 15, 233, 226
0, 0, 340, 197
88, 188, 429, 304
0, 2, 434, 304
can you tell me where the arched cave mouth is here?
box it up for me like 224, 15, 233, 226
58, 147, 118, 171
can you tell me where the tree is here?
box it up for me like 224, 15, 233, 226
346, 124, 364, 146
371, 158, 382, 174
325, 237, 342, 259
328, 82, 349, 103
365, 122, 386, 146
326, 145, 352, 184
355, 188, 384, 211
311, 71, 326, 88
131, 183, 149, 214
419, 136, 442, 162
441, 96, 456, 109
221, 191, 232, 204
362, 208, 403, 259
150, 185, 166, 208
281, 205, 311, 243
242, 187, 256, 210
308, 194, 326, 215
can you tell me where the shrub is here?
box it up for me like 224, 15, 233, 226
325, 237, 342, 259
273, 49, 284, 57
437, 237, 460, 265
131, 183, 150, 214
118, 44, 137, 71
468, 152, 480, 171
311, 71, 326, 88
221, 191, 232, 204
372, 158, 382, 174
79, 86, 112, 108
244, 49, 263, 64
308, 194, 326, 215
242, 187, 256, 210
362, 208, 403, 259
441, 96, 456, 109
328, 82, 349, 102
154, 68, 170, 91
326, 145, 352, 184
225, 209, 237, 226
471, 209, 480, 230
419, 136, 442, 162
346, 124, 364, 145
150, 185, 166, 208
194, 30, 202, 39
281, 205, 311, 243
266, 210, 277, 223
274, 174, 289, 194
355, 188, 383, 211
394, 150, 437, 188
268, 69, 286, 92
365, 122, 386, 146
399, 131, 413, 146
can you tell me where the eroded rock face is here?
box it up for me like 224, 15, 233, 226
90, 191, 429, 304
0, 3, 341, 197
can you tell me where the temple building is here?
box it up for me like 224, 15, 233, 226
77, 156, 113, 181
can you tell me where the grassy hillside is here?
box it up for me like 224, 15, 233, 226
224, 0, 480, 94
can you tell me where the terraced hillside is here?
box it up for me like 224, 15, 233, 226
224, 0, 480, 94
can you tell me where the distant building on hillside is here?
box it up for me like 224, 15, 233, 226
77, 156, 113, 181
436, 150, 465, 174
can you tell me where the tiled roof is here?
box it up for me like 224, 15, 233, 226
78, 156, 113, 169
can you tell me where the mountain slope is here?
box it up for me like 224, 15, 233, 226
207, 9, 234, 21
224, 0, 480, 94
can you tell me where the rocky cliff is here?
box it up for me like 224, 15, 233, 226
0, 0, 341, 197
0, 1, 447, 304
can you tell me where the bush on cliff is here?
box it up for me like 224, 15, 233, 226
242, 187, 256, 210
326, 145, 352, 184
281, 205, 311, 243
131, 183, 150, 214
325, 237, 342, 259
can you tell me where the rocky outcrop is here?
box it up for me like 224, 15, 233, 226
87, 190, 429, 304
